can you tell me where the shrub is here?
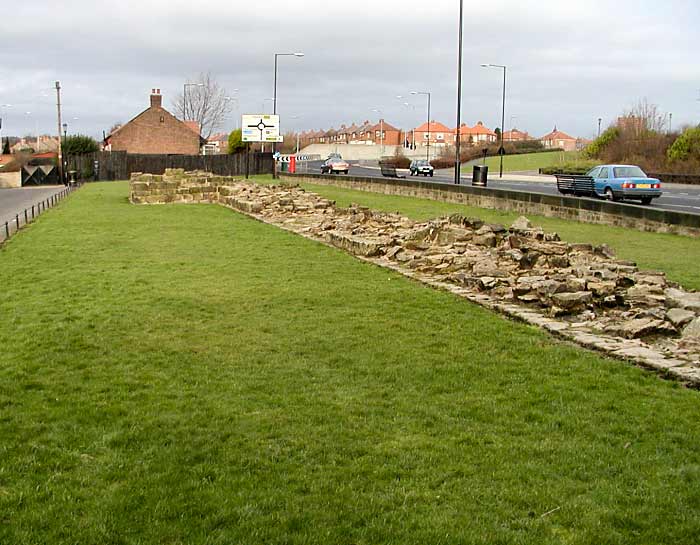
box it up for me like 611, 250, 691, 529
228, 129, 246, 154
584, 127, 620, 158
667, 127, 700, 163
63, 135, 99, 155
389, 147, 411, 168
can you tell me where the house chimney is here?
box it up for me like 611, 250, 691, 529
150, 88, 162, 108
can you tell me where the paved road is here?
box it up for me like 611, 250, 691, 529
0, 186, 66, 236
300, 161, 700, 216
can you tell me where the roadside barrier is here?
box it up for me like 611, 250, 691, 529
1, 183, 81, 244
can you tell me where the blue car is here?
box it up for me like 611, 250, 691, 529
587, 164, 662, 205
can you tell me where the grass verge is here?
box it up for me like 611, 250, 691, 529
1, 181, 699, 544
462, 151, 593, 173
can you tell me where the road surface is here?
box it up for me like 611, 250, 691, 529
298, 161, 700, 216
0, 186, 66, 240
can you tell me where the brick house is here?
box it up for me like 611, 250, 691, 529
503, 128, 531, 142
105, 89, 203, 154
540, 127, 577, 152
204, 132, 229, 155
414, 120, 453, 148
369, 119, 402, 146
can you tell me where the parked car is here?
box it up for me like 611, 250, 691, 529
321, 156, 350, 175
587, 165, 662, 205
410, 159, 434, 177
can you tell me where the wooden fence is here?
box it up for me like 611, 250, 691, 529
66, 151, 274, 181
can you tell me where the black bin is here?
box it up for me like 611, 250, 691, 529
472, 165, 488, 186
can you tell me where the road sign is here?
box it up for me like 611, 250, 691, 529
242, 114, 283, 143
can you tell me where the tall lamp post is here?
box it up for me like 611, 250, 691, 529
481, 63, 507, 178
455, 0, 464, 185
371, 108, 384, 154
183, 82, 205, 121
401, 102, 417, 149
62, 122, 68, 179
272, 52, 304, 162
597, 117, 602, 137
289, 115, 302, 154
411, 90, 431, 161
0, 104, 11, 153
224, 89, 239, 128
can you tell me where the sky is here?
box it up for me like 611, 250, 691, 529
0, 0, 698, 141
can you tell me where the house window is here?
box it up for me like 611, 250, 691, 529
423, 133, 428, 140
437, 133, 444, 140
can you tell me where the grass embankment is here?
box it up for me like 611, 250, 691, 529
462, 151, 595, 173
1, 182, 699, 544
259, 176, 700, 290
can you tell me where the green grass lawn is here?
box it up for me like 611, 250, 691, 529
1, 181, 699, 544
263, 176, 700, 291
461, 151, 592, 173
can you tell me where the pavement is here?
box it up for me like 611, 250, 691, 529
0, 186, 66, 233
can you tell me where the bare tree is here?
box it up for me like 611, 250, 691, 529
172, 72, 233, 138
620, 98, 667, 136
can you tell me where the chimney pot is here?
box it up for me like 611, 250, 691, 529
150, 89, 163, 108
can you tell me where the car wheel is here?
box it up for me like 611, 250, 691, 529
429, 172, 433, 177
604, 187, 618, 202
640, 196, 652, 205
344, 170, 348, 175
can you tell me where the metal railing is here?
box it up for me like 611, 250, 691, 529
1, 184, 80, 244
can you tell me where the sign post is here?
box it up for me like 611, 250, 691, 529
242, 114, 283, 178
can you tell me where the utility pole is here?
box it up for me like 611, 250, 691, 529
55, 81, 64, 184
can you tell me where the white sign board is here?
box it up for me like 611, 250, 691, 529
241, 114, 283, 143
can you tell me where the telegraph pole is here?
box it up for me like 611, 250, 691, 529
55, 81, 64, 184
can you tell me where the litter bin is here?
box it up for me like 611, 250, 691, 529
472, 165, 488, 186
278, 160, 289, 173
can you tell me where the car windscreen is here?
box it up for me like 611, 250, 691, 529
613, 166, 646, 178
415, 161, 429, 166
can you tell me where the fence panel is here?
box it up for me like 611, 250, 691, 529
66, 151, 273, 181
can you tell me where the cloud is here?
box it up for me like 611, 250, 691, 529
0, 0, 697, 138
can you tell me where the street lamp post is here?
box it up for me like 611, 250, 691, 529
0, 104, 11, 153
272, 52, 304, 165
598, 117, 602, 137
224, 89, 239, 128
183, 82, 205, 121
454, 0, 464, 185
371, 109, 384, 154
400, 102, 417, 149
481, 63, 507, 178
55, 81, 64, 184
62, 122, 68, 178
411, 90, 431, 161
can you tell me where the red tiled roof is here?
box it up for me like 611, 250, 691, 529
184, 121, 201, 136
415, 120, 452, 133
540, 127, 575, 141
371, 119, 399, 132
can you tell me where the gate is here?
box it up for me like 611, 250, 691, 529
21, 165, 61, 186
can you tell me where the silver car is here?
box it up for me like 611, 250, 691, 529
410, 160, 434, 177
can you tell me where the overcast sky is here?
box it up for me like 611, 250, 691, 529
1, 0, 698, 140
